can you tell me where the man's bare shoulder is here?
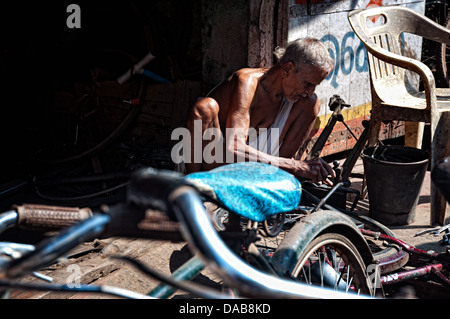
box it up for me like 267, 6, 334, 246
293, 93, 321, 116
227, 68, 266, 85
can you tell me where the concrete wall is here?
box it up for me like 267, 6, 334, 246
288, 0, 426, 156
201, 0, 250, 92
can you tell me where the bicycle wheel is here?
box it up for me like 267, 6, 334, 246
302, 187, 404, 265
34, 49, 144, 165
435, 12, 450, 87
291, 232, 372, 295
342, 211, 403, 261
263, 213, 286, 237
272, 210, 374, 296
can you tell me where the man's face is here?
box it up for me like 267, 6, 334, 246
282, 63, 330, 103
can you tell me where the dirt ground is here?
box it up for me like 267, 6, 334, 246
5, 159, 450, 300
350, 158, 450, 253
347, 158, 450, 299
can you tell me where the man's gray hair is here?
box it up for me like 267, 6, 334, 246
274, 38, 334, 72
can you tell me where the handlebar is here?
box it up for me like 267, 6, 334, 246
1, 213, 109, 280
0, 204, 93, 233
0, 168, 371, 299
117, 52, 155, 85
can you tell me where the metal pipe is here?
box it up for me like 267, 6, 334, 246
117, 51, 155, 84
148, 256, 205, 298
311, 182, 345, 213
360, 228, 439, 259
0, 242, 34, 258
380, 264, 443, 285
0, 211, 18, 234
2, 213, 109, 279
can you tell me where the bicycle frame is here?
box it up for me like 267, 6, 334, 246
0, 204, 368, 299
167, 185, 369, 299
144, 182, 381, 298
360, 228, 450, 287
306, 94, 369, 183
1, 172, 449, 299
145, 190, 450, 298
1, 156, 448, 298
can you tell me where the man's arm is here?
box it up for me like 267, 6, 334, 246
277, 95, 336, 185
224, 74, 335, 184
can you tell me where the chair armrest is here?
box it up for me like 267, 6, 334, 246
348, 7, 437, 110
349, 7, 450, 46
361, 37, 436, 109
403, 10, 450, 47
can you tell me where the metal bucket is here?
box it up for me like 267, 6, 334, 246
361, 145, 429, 225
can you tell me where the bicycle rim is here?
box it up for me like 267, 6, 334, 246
291, 232, 372, 296
435, 13, 450, 87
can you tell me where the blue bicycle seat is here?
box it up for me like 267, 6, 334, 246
185, 162, 301, 222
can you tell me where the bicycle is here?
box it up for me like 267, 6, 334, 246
2, 160, 412, 298
0, 88, 417, 299
0, 162, 379, 299
175, 152, 450, 299
4, 158, 450, 299
235, 94, 370, 239
3, 143, 448, 299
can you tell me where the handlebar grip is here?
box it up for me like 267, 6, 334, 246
13, 204, 93, 231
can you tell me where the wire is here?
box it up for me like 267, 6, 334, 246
34, 180, 129, 202
0, 280, 153, 299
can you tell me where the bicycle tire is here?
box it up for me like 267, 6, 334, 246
291, 232, 372, 295
272, 210, 374, 296
434, 11, 450, 88
35, 49, 145, 165
263, 213, 286, 237
341, 211, 402, 261
302, 188, 402, 263
36, 84, 143, 165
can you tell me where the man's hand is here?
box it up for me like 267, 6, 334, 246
295, 158, 336, 186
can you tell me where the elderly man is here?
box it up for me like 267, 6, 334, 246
181, 37, 335, 185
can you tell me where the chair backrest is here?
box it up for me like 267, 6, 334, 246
348, 6, 445, 105
366, 24, 404, 84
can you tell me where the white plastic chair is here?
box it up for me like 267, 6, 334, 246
348, 5, 450, 225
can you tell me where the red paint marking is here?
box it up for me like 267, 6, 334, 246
366, 0, 384, 23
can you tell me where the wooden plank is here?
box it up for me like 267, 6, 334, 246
248, 0, 289, 68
